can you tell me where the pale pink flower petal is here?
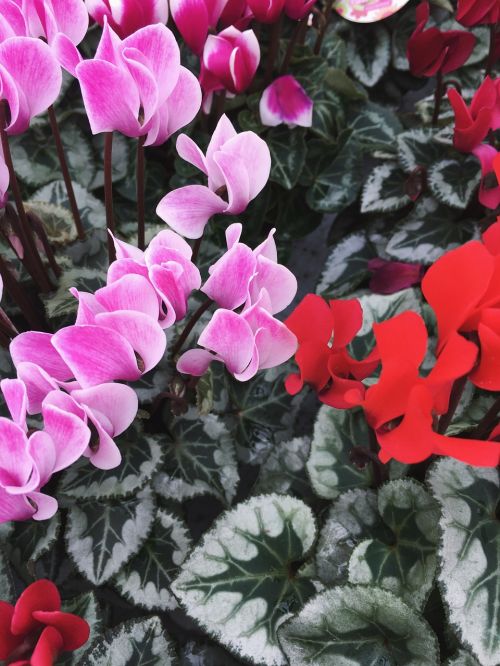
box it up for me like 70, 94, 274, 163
41, 399, 90, 473
148, 264, 191, 327
198, 308, 255, 374
217, 130, 271, 200
243, 303, 297, 369
213, 149, 250, 214
0, 488, 34, 522
147, 229, 194, 260
0, 0, 27, 40
202, 243, 256, 309
260, 75, 313, 128
156, 185, 226, 239
28, 490, 58, 521
249, 255, 297, 314
107, 258, 149, 284
177, 348, 217, 376
176, 134, 208, 174
1, 378, 27, 428
0, 418, 37, 494
15, 362, 61, 414
110, 232, 146, 262
28, 430, 56, 488
71, 383, 138, 439
94, 274, 160, 321
27, 0, 89, 45
52, 32, 83, 77
10, 331, 72, 381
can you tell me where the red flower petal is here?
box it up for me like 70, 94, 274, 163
11, 581, 60, 636
284, 294, 333, 345
32, 611, 90, 652
0, 601, 21, 660
30, 626, 64, 666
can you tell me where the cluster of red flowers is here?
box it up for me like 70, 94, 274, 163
0, 580, 89, 666
285, 220, 500, 468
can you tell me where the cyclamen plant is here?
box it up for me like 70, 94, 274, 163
0, 0, 499, 665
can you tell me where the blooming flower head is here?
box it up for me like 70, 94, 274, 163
259, 75, 313, 128
247, 0, 285, 22
284, 294, 379, 408
456, 0, 499, 26
156, 114, 271, 239
283, 0, 316, 20
407, 1, 476, 77
55, 21, 201, 146
85, 0, 169, 38
170, 0, 227, 55
448, 77, 500, 153
0, 580, 90, 665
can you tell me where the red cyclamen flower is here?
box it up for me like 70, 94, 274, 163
456, 0, 500, 26
368, 258, 425, 295
448, 77, 500, 153
284, 294, 379, 408
407, 1, 476, 77
0, 580, 90, 665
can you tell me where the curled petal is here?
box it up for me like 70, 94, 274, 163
95, 274, 160, 321
260, 75, 313, 128
11, 579, 61, 636
71, 383, 138, 437
177, 348, 217, 376
202, 243, 257, 309
0, 418, 36, 493
41, 401, 90, 473
0, 377, 27, 428
156, 185, 226, 239
198, 309, 255, 374
10, 331, 71, 381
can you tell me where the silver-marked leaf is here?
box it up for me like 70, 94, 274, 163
254, 436, 311, 497
428, 157, 481, 210
32, 180, 106, 232
172, 494, 317, 666
383, 197, 477, 264
350, 102, 403, 152
268, 127, 307, 190
0, 523, 13, 543
42, 265, 107, 323
279, 586, 440, 665
361, 163, 410, 213
309, 88, 345, 141
65, 488, 155, 585
349, 480, 439, 609
447, 392, 496, 436
60, 592, 102, 666
306, 137, 363, 213
0, 550, 13, 602
83, 617, 176, 666
307, 406, 374, 499
59, 431, 164, 501
316, 232, 376, 298
428, 459, 500, 666
9, 513, 60, 566
391, 8, 414, 71
397, 129, 444, 173
153, 409, 238, 505
446, 651, 481, 666
347, 25, 390, 87
315, 489, 379, 585
25, 201, 76, 245
114, 508, 192, 611
180, 641, 242, 665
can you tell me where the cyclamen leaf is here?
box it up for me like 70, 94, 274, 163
361, 163, 411, 213
83, 616, 176, 666
316, 232, 376, 298
446, 651, 482, 666
65, 488, 155, 585
114, 509, 192, 612
350, 102, 403, 152
60, 592, 102, 666
428, 157, 481, 210
180, 641, 243, 665
396, 128, 444, 173
268, 127, 307, 190
42, 266, 107, 323
348, 480, 440, 609
428, 459, 500, 666
0, 550, 13, 602
9, 513, 60, 566
254, 436, 311, 497
32, 180, 106, 232
278, 586, 440, 665
347, 24, 390, 87
172, 494, 317, 666
59, 431, 164, 501
153, 410, 238, 505
307, 406, 374, 500
25, 201, 76, 245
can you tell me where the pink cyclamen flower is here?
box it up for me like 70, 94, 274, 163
473, 144, 500, 210
284, 0, 316, 19
259, 75, 313, 127
14, 0, 89, 45
199, 26, 260, 111
156, 114, 271, 239
0, 378, 90, 523
220, 0, 253, 29
0, 36, 62, 135
170, 0, 227, 55
368, 258, 425, 294
85, 0, 168, 38
247, 0, 285, 22
55, 21, 201, 146
107, 230, 202, 328
177, 294, 297, 381
202, 222, 297, 313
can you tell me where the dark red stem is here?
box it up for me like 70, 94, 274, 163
104, 132, 116, 263
171, 299, 212, 358
137, 135, 146, 251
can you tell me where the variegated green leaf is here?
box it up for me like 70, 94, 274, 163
428, 157, 481, 210
153, 409, 238, 505
180, 641, 242, 665
66, 488, 155, 585
25, 201, 76, 245
350, 102, 403, 152
254, 436, 311, 497
0, 549, 13, 602
446, 651, 481, 666
347, 25, 390, 87
9, 513, 60, 566
307, 406, 374, 500
59, 430, 164, 500
114, 509, 192, 611
361, 163, 410, 213
268, 127, 307, 190
31, 180, 106, 232
60, 592, 102, 665
316, 232, 376, 298
172, 494, 317, 666
397, 129, 444, 173
348, 480, 439, 609
279, 586, 440, 665
83, 617, 176, 666
428, 459, 500, 666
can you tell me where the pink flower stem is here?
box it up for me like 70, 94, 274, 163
104, 132, 116, 263
432, 70, 444, 126
281, 18, 307, 74
485, 23, 497, 77
137, 135, 146, 251
0, 103, 53, 293
47, 105, 85, 241
264, 15, 283, 86
171, 298, 212, 358
313, 1, 332, 55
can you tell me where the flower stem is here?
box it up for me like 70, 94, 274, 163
432, 70, 444, 126
264, 16, 283, 86
191, 237, 202, 264
485, 23, 497, 77
437, 374, 468, 434
171, 298, 212, 358
136, 135, 146, 251
47, 105, 85, 241
104, 132, 116, 263
314, 0, 333, 55
471, 395, 500, 439
0, 253, 46, 330
281, 18, 308, 74
0, 103, 53, 292
26, 209, 62, 278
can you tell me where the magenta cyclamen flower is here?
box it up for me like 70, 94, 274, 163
260, 75, 313, 128
170, 0, 227, 55
108, 230, 202, 327
85, 0, 168, 38
0, 36, 62, 134
199, 26, 260, 111
177, 294, 297, 381
11, 0, 89, 45
202, 222, 297, 313
473, 144, 500, 210
55, 22, 201, 146
283, 0, 316, 19
156, 114, 271, 239
247, 0, 285, 22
